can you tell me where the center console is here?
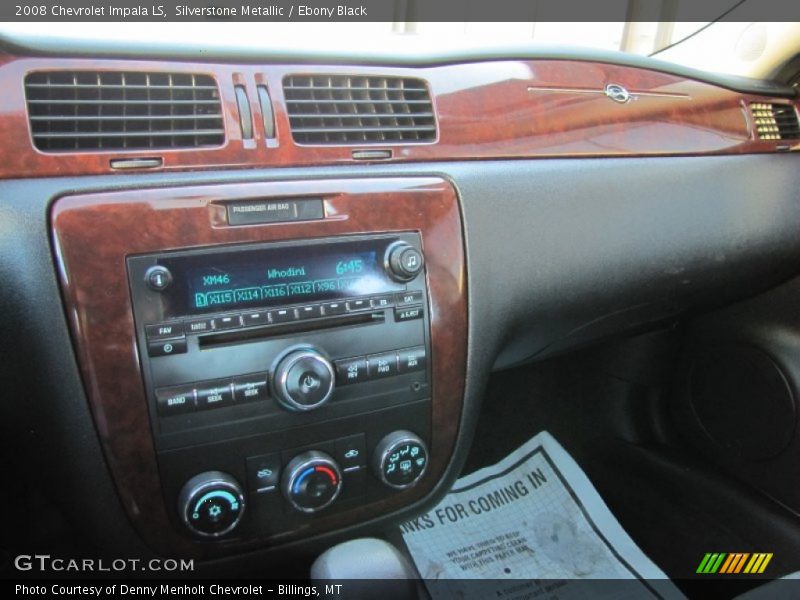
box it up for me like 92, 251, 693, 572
51, 177, 466, 557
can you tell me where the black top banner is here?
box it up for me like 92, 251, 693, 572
2, 0, 800, 22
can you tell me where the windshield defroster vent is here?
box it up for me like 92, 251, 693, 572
25, 71, 225, 152
750, 102, 800, 141
283, 74, 437, 145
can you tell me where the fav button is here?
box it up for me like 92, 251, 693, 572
145, 321, 184, 340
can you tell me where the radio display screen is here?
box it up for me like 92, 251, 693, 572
161, 238, 406, 315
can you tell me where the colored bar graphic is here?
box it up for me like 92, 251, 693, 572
697, 553, 727, 574
719, 554, 736, 574
733, 553, 750, 573
698, 552, 773, 575
697, 553, 713, 574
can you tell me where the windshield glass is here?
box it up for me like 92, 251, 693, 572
1, 21, 710, 56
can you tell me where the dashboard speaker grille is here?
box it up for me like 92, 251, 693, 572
25, 71, 225, 152
283, 74, 437, 145
750, 102, 800, 141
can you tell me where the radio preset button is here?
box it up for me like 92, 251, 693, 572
233, 373, 269, 403
185, 318, 213, 334
196, 382, 235, 410
367, 352, 398, 379
297, 304, 323, 320
146, 321, 184, 341
155, 385, 195, 416
242, 310, 270, 327
346, 298, 370, 312
398, 346, 427, 374
212, 315, 242, 330
147, 338, 187, 357
396, 290, 423, 306
334, 357, 368, 385
271, 308, 297, 323
321, 301, 346, 316
394, 306, 423, 322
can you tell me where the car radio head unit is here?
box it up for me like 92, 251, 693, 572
152, 237, 408, 317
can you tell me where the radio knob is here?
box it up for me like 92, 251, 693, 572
373, 430, 428, 490
177, 471, 245, 539
144, 265, 172, 291
385, 242, 424, 282
272, 348, 335, 411
282, 451, 343, 513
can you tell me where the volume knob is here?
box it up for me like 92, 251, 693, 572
385, 242, 424, 282
272, 348, 335, 412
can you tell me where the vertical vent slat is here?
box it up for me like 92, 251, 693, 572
283, 74, 437, 145
750, 102, 800, 141
25, 71, 225, 152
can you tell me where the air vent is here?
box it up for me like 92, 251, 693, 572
750, 102, 800, 140
283, 75, 436, 145
25, 71, 225, 152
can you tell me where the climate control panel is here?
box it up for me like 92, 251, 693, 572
170, 423, 430, 539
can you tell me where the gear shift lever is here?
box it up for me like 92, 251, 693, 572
310, 537, 421, 599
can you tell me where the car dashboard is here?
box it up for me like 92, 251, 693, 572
1, 38, 799, 570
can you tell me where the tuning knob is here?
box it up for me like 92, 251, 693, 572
177, 471, 245, 538
384, 242, 424, 282
282, 451, 343, 513
272, 348, 335, 411
373, 430, 428, 490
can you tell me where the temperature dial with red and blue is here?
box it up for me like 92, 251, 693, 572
281, 451, 343, 513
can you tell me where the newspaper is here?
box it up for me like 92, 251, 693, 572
400, 431, 684, 599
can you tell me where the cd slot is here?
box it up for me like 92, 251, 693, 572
198, 311, 386, 348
